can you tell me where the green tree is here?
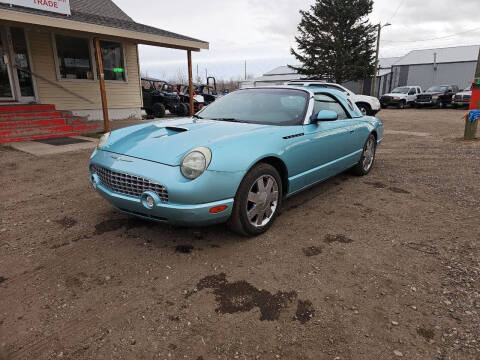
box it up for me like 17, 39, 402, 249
290, 0, 376, 83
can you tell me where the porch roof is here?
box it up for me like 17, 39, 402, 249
0, 2, 209, 51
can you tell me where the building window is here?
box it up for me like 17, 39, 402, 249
55, 34, 93, 80
98, 41, 126, 81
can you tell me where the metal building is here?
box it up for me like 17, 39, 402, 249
390, 45, 480, 92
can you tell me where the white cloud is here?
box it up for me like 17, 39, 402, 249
112, 0, 480, 80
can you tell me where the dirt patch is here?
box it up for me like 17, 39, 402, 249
324, 234, 353, 244
175, 245, 194, 254
389, 186, 410, 194
294, 300, 315, 324
302, 246, 323, 257
365, 181, 387, 188
194, 273, 299, 321
55, 216, 77, 229
93, 218, 148, 235
417, 327, 435, 340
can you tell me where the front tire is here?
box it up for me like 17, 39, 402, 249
152, 103, 166, 118
397, 100, 406, 109
229, 163, 282, 236
357, 103, 371, 116
351, 134, 377, 176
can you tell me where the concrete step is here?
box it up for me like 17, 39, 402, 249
0, 123, 101, 141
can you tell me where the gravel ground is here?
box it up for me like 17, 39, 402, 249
0, 108, 479, 360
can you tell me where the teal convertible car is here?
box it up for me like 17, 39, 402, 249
89, 86, 383, 236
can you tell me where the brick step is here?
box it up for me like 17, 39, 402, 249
0, 118, 67, 129
0, 104, 56, 113
0, 123, 100, 140
0, 111, 64, 121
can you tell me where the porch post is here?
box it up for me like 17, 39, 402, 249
187, 50, 194, 117
94, 38, 110, 133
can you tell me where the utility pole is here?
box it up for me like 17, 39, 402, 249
244, 60, 247, 80
372, 22, 391, 97
205, 68, 208, 83
196, 64, 199, 82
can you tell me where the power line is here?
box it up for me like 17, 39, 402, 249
388, 0, 406, 22
381, 26, 480, 44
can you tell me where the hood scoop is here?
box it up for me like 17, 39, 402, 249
153, 126, 188, 138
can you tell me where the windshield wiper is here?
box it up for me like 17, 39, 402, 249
210, 118, 244, 123
192, 114, 203, 119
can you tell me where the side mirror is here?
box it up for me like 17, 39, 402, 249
315, 110, 338, 122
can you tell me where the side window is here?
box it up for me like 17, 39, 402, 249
313, 94, 348, 120
408, 88, 416, 95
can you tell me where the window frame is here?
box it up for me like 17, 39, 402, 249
52, 32, 129, 83
97, 39, 128, 83
52, 32, 97, 82
311, 92, 351, 123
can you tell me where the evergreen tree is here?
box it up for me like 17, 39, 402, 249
290, 0, 376, 83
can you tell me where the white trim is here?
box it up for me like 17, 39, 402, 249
23, 28, 39, 103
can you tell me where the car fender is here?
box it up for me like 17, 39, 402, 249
352, 94, 381, 110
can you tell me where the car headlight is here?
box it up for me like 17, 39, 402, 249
181, 147, 212, 179
432, 95, 439, 100
393, 96, 400, 100
97, 132, 110, 149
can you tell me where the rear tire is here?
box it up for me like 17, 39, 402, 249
152, 103, 166, 118
228, 163, 282, 236
351, 134, 377, 176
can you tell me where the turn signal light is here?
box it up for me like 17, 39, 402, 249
209, 205, 228, 213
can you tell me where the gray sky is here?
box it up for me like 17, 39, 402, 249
112, 0, 480, 81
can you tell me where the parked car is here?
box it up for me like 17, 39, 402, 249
141, 77, 188, 117
380, 86, 422, 109
452, 86, 472, 108
89, 86, 383, 236
286, 80, 381, 116
415, 85, 459, 108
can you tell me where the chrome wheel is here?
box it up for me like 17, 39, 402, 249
362, 137, 376, 172
246, 175, 279, 228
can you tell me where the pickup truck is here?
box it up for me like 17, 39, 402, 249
451, 86, 472, 108
380, 86, 422, 109
285, 81, 381, 116
415, 85, 459, 108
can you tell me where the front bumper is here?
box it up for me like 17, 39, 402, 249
380, 98, 402, 106
89, 150, 243, 226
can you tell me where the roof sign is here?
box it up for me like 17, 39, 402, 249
1, 0, 71, 15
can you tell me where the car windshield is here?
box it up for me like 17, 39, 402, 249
426, 86, 448, 92
196, 88, 309, 125
391, 87, 409, 94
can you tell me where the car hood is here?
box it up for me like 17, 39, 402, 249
102, 118, 268, 166
421, 91, 443, 95
382, 93, 407, 97
455, 91, 472, 96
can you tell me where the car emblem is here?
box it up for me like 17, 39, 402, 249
111, 155, 133, 162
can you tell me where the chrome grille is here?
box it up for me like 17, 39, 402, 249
91, 165, 168, 202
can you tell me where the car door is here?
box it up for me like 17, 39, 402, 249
300, 93, 357, 187
407, 87, 417, 103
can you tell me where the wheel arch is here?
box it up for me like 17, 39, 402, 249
249, 156, 289, 196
